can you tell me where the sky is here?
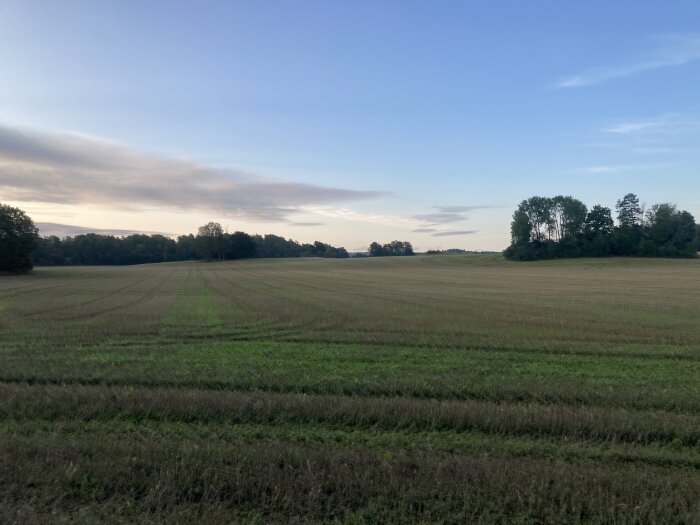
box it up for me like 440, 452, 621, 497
0, 1, 698, 252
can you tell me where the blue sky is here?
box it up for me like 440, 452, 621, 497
0, 1, 698, 250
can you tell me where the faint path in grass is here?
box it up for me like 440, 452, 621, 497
162, 266, 221, 339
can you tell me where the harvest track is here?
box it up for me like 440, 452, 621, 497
1, 255, 700, 523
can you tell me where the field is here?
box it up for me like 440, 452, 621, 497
1, 254, 700, 523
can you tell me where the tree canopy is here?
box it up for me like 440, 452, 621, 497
33, 223, 350, 266
0, 203, 39, 273
504, 194, 697, 260
368, 240, 415, 257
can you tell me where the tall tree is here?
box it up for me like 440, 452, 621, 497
524, 196, 554, 242
0, 203, 39, 273
510, 205, 531, 245
197, 222, 224, 261
551, 195, 587, 240
616, 193, 642, 228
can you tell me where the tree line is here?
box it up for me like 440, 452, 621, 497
505, 193, 699, 260
33, 221, 350, 266
368, 240, 415, 257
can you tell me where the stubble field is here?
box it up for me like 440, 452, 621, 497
1, 255, 700, 523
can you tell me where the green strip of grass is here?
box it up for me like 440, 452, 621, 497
2, 418, 700, 470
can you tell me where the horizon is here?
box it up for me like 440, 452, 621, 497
1, 2, 699, 252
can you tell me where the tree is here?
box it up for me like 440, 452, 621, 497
616, 193, 642, 228
555, 196, 587, 239
646, 204, 697, 257
585, 205, 614, 236
223, 231, 256, 259
176, 234, 198, 260
505, 193, 697, 261
368, 241, 414, 256
524, 196, 554, 242
197, 222, 224, 261
32, 227, 349, 266
0, 203, 39, 273
369, 242, 384, 256
510, 206, 531, 245
33, 236, 67, 266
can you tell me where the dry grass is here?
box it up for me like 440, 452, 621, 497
1, 255, 700, 522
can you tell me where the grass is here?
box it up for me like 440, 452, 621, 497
1, 254, 700, 523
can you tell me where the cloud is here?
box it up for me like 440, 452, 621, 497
434, 205, 496, 213
580, 163, 667, 174
304, 207, 418, 228
602, 113, 698, 135
555, 34, 700, 88
582, 165, 629, 174
0, 124, 382, 222
412, 212, 464, 225
36, 222, 167, 238
413, 205, 495, 226
287, 221, 324, 227
432, 230, 478, 237
585, 111, 700, 160
304, 203, 492, 234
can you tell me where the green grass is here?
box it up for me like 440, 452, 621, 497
1, 255, 700, 523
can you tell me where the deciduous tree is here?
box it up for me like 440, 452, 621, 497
0, 203, 38, 273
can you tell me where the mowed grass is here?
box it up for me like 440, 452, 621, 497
1, 255, 700, 523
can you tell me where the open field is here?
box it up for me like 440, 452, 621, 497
1, 254, 700, 523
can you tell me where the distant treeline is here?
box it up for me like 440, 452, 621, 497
425, 249, 498, 255
368, 240, 415, 257
33, 222, 350, 266
505, 193, 699, 261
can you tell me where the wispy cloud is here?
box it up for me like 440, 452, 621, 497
582, 165, 630, 174
432, 230, 478, 237
413, 212, 464, 225
0, 124, 382, 222
304, 203, 492, 237
304, 207, 419, 229
555, 34, 700, 88
434, 205, 495, 213
580, 163, 668, 174
36, 222, 168, 238
602, 113, 698, 135
584, 111, 700, 162
413, 205, 496, 226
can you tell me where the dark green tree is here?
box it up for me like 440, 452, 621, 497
368, 241, 414, 256
0, 203, 39, 273
504, 194, 696, 261
510, 207, 531, 245
616, 193, 642, 228
223, 231, 256, 259
176, 234, 199, 260
197, 222, 224, 261
551, 196, 587, 240
645, 204, 697, 257
369, 242, 384, 256
525, 196, 554, 241
585, 205, 614, 235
